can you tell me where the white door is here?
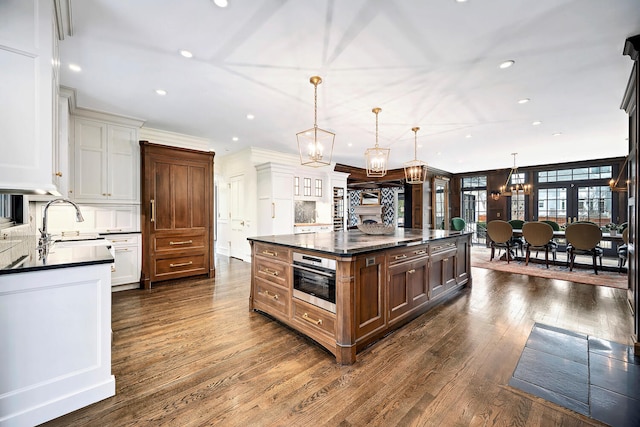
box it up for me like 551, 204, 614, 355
229, 174, 247, 260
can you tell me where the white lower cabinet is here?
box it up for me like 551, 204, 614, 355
108, 233, 141, 289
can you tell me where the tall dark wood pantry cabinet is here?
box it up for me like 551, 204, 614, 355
140, 142, 215, 289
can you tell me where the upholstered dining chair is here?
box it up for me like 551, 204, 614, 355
522, 221, 556, 268
565, 222, 603, 274
618, 227, 629, 272
508, 219, 525, 257
487, 220, 514, 263
450, 217, 466, 231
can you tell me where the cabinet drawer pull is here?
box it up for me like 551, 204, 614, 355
110, 239, 129, 243
262, 250, 278, 257
115, 248, 129, 252
261, 268, 279, 276
169, 261, 193, 268
150, 199, 155, 223
302, 312, 322, 326
170, 240, 193, 246
394, 254, 407, 260
408, 269, 416, 274
263, 290, 279, 301
106, 228, 123, 232
414, 250, 426, 255
55, 171, 63, 177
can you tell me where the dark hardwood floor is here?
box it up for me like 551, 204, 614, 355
43, 255, 633, 426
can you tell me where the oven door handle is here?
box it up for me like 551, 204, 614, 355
293, 264, 335, 278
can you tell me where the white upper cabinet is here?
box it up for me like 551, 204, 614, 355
71, 111, 143, 203
0, 0, 57, 194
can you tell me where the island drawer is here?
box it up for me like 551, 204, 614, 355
254, 242, 291, 263
429, 241, 457, 256
255, 257, 290, 288
387, 244, 428, 265
254, 277, 290, 317
292, 299, 336, 338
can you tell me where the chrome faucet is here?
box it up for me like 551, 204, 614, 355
39, 198, 85, 246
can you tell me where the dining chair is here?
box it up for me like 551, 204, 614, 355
487, 220, 514, 263
508, 219, 525, 257
565, 222, 603, 274
522, 221, 556, 268
618, 227, 629, 272
450, 217, 466, 231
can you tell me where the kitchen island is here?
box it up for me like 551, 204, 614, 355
248, 228, 472, 364
0, 237, 115, 426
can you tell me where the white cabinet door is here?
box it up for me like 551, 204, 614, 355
0, 0, 56, 194
108, 125, 139, 202
72, 117, 139, 203
73, 118, 107, 201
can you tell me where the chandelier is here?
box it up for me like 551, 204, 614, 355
491, 153, 532, 201
297, 76, 335, 167
403, 127, 428, 184
365, 107, 390, 177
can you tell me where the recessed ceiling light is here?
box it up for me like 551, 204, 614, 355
499, 60, 515, 69
213, 0, 228, 7
532, 121, 542, 126
347, 143, 353, 147
552, 132, 562, 136
155, 89, 167, 96
68, 64, 82, 72
437, 152, 442, 155
455, 0, 468, 3
232, 137, 238, 141
246, 114, 255, 120
418, 144, 423, 148
179, 50, 193, 58
465, 134, 472, 138
518, 98, 530, 104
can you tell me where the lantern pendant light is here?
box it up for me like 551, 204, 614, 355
403, 127, 428, 184
365, 107, 390, 177
296, 76, 335, 167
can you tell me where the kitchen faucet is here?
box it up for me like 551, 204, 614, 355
39, 198, 85, 246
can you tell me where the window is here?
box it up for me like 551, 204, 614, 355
315, 179, 322, 197
538, 166, 612, 183
303, 178, 311, 196
0, 194, 25, 230
294, 177, 299, 196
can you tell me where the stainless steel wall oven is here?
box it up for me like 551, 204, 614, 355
292, 252, 336, 313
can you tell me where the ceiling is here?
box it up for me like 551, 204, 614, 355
59, 0, 640, 174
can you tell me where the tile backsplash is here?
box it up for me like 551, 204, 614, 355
295, 201, 316, 224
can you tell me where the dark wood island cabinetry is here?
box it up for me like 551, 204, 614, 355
249, 229, 472, 364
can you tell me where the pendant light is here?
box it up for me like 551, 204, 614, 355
403, 127, 428, 184
365, 107, 390, 177
296, 76, 335, 167
491, 152, 532, 200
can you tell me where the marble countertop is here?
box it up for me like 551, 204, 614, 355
248, 228, 469, 257
0, 235, 114, 275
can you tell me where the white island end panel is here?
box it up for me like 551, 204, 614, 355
0, 264, 115, 427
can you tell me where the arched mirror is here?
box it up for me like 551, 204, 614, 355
432, 177, 449, 230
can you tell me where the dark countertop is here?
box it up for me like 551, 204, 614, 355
0, 236, 114, 275
248, 228, 470, 257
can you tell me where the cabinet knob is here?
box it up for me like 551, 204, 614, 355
55, 172, 62, 177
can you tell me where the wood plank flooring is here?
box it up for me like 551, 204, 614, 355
43, 255, 634, 426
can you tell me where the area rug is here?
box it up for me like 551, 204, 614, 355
509, 323, 640, 426
471, 250, 627, 289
